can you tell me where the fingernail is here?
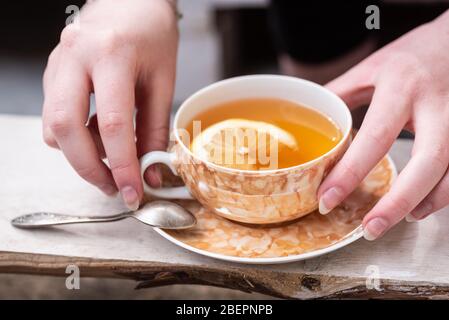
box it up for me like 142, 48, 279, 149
121, 186, 140, 211
319, 187, 343, 214
407, 202, 433, 222
100, 184, 117, 196
405, 214, 418, 223
363, 217, 388, 241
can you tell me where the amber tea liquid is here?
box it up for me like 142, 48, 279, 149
185, 98, 342, 169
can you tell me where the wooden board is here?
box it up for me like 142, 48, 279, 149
1, 115, 448, 299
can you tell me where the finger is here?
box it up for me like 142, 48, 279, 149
93, 58, 142, 210
318, 78, 410, 214
42, 46, 62, 149
43, 46, 62, 93
362, 112, 449, 239
43, 59, 117, 196
87, 114, 106, 159
325, 58, 376, 109
407, 106, 449, 221
136, 66, 175, 188
408, 169, 449, 221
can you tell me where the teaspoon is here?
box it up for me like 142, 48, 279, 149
11, 200, 196, 230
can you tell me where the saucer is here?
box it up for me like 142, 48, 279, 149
154, 155, 397, 264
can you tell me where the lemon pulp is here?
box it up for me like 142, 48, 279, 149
190, 119, 299, 170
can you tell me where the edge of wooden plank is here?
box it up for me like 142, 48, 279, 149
1, 251, 447, 299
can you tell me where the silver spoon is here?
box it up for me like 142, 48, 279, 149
11, 200, 196, 230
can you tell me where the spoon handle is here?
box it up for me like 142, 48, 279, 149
11, 211, 131, 228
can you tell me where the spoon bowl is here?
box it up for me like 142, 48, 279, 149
132, 201, 196, 229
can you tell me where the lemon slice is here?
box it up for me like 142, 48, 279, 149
191, 119, 298, 170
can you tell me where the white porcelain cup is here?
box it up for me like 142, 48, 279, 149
140, 75, 352, 224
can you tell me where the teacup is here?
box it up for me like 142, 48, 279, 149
140, 75, 352, 224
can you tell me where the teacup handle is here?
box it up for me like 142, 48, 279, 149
139, 151, 193, 200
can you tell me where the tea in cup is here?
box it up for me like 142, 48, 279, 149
140, 75, 352, 224
186, 97, 342, 171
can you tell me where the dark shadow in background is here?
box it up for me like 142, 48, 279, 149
215, 2, 448, 78
0, 1, 84, 57
2, 1, 447, 69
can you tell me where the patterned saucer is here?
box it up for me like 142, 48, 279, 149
154, 155, 397, 264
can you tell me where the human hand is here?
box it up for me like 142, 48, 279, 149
318, 10, 449, 240
42, 0, 178, 210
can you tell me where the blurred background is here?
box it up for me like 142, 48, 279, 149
0, 0, 447, 299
